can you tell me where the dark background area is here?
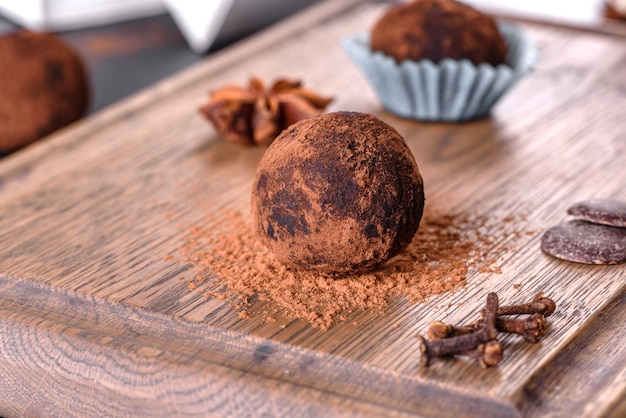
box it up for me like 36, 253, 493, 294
1, 1, 621, 123
60, 13, 202, 113
0, 1, 319, 113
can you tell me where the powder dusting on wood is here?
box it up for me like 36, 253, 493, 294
179, 206, 518, 330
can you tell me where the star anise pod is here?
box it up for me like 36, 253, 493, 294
199, 77, 333, 146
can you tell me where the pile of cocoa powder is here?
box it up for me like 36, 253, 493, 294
180, 205, 520, 330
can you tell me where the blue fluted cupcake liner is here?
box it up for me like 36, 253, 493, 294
341, 22, 538, 122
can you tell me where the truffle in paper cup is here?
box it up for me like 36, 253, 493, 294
341, 23, 538, 122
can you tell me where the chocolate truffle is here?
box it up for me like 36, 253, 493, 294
251, 111, 425, 275
0, 31, 89, 153
371, 0, 507, 66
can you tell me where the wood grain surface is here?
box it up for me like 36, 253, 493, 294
1, 0, 625, 416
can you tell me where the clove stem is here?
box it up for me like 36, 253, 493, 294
497, 293, 556, 317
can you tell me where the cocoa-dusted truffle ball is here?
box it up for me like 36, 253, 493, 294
252, 111, 425, 275
371, 0, 507, 66
0, 31, 89, 153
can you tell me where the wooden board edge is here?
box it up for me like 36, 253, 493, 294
0, 273, 520, 417
512, 286, 626, 417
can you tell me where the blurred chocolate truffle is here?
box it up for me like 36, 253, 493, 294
0, 31, 89, 154
371, 0, 507, 66
252, 111, 425, 275
606, 0, 626, 20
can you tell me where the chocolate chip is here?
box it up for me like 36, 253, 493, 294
541, 220, 626, 264
567, 199, 626, 227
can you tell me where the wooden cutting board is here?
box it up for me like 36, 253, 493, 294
1, 1, 625, 416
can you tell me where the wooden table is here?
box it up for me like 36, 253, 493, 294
1, 1, 625, 416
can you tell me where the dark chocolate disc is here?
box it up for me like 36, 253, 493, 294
567, 199, 626, 227
541, 220, 626, 264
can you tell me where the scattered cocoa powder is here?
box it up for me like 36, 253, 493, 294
179, 205, 519, 330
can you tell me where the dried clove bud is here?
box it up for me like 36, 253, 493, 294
417, 293, 499, 367
426, 321, 451, 340
496, 313, 546, 343
465, 340, 503, 368
417, 328, 495, 367
418, 292, 557, 368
